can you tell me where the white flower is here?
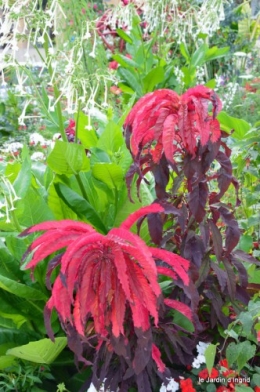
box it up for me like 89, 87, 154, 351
30, 133, 45, 145
160, 377, 179, 392
89, 51, 96, 58
52, 133, 61, 141
196, 341, 210, 356
7, 142, 23, 152
31, 152, 45, 161
192, 341, 210, 368
192, 354, 206, 368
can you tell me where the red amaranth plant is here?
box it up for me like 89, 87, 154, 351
20, 205, 193, 391
123, 86, 259, 341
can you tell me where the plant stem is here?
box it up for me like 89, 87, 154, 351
75, 173, 89, 201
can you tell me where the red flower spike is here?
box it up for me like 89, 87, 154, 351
22, 205, 191, 370
124, 85, 222, 161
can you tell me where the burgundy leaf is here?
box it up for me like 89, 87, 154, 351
188, 181, 208, 223
209, 220, 223, 261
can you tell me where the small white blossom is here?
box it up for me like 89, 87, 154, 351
31, 152, 45, 161
30, 133, 46, 146
7, 142, 23, 153
197, 341, 210, 356
160, 377, 179, 392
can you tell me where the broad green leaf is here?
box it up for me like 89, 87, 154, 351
47, 141, 90, 175
205, 46, 230, 62
239, 235, 253, 253
16, 188, 54, 226
13, 156, 31, 198
79, 172, 108, 213
116, 28, 133, 44
0, 274, 47, 300
117, 67, 143, 97
48, 183, 77, 220
217, 111, 251, 139
54, 182, 107, 233
204, 344, 217, 376
92, 163, 123, 190
7, 337, 67, 364
0, 355, 16, 370
179, 42, 190, 61
190, 44, 208, 68
142, 66, 165, 92
226, 341, 256, 373
0, 315, 16, 329
97, 121, 124, 154
0, 312, 26, 329
77, 112, 98, 149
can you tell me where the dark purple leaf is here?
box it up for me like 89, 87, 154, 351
188, 181, 208, 223
196, 257, 210, 287
209, 220, 223, 260
183, 232, 205, 267
199, 222, 210, 248
210, 261, 227, 292
216, 151, 232, 199
231, 257, 248, 288
147, 213, 163, 245
218, 206, 240, 254
233, 250, 260, 266
222, 258, 236, 300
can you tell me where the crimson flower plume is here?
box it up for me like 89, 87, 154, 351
20, 204, 191, 372
124, 85, 222, 162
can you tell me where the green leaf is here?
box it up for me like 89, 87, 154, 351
204, 344, 217, 376
7, 337, 67, 364
0, 274, 47, 300
97, 121, 124, 154
252, 374, 260, 387
179, 42, 190, 62
205, 46, 230, 62
118, 83, 135, 95
205, 79, 216, 89
16, 188, 54, 226
226, 341, 256, 372
48, 183, 77, 220
235, 387, 254, 392
54, 182, 107, 233
0, 355, 16, 370
113, 54, 140, 69
92, 163, 123, 190
142, 66, 165, 92
217, 111, 251, 139
190, 44, 208, 68
77, 112, 98, 149
239, 235, 253, 253
116, 28, 133, 44
47, 141, 90, 175
13, 156, 31, 199
117, 68, 143, 97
